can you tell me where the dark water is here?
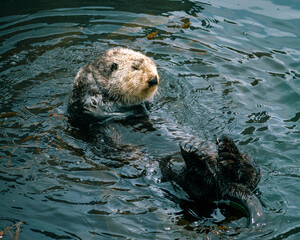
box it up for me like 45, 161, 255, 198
1, 0, 300, 239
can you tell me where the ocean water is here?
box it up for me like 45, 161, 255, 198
0, 0, 299, 239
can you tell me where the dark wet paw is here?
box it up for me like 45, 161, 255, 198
217, 136, 246, 167
217, 136, 239, 155
179, 141, 207, 169
179, 141, 198, 155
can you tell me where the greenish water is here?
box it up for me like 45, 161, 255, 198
0, 0, 299, 239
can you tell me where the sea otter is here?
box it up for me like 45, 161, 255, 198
68, 47, 264, 227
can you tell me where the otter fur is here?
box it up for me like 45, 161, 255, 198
160, 136, 264, 226
68, 47, 159, 124
68, 48, 264, 227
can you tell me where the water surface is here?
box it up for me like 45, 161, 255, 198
0, 0, 300, 239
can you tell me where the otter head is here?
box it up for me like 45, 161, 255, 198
93, 48, 159, 105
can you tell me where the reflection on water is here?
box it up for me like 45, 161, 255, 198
0, 0, 300, 239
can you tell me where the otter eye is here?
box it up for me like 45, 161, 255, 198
132, 65, 139, 70
110, 63, 118, 71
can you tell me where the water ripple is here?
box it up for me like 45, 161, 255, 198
0, 1, 300, 239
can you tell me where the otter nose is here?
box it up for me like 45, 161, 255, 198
148, 76, 158, 87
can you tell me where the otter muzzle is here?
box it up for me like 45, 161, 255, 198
148, 76, 158, 87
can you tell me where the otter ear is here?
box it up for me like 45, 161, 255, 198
110, 63, 118, 72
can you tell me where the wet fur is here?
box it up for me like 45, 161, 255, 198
68, 48, 264, 227
160, 136, 264, 226
68, 48, 159, 124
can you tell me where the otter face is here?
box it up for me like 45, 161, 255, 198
96, 48, 159, 105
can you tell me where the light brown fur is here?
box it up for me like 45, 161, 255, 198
69, 48, 159, 122
99, 48, 159, 104
72, 48, 159, 106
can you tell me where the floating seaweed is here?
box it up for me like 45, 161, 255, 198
0, 222, 23, 240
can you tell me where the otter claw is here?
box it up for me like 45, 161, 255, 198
179, 142, 198, 154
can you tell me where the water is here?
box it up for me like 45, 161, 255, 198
0, 0, 299, 239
